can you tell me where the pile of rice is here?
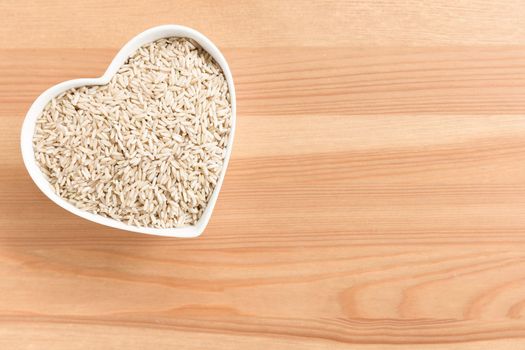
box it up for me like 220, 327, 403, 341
33, 37, 232, 228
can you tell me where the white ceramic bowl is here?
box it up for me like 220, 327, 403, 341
20, 25, 236, 238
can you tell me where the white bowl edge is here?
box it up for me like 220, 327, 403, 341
20, 25, 236, 238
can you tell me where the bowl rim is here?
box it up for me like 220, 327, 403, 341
20, 24, 236, 238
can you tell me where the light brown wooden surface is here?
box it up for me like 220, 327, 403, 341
2, 1, 525, 349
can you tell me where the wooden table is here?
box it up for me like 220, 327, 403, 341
2, 1, 525, 348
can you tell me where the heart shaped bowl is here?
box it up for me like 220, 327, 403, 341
20, 25, 236, 238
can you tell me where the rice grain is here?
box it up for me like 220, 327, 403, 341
33, 37, 232, 229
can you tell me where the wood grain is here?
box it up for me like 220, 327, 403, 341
2, 1, 525, 349
1, 0, 525, 48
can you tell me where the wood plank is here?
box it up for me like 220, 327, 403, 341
1, 1, 525, 48
2, 47, 525, 117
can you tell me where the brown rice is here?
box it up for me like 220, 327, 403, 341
33, 37, 232, 228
